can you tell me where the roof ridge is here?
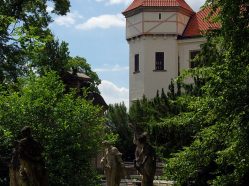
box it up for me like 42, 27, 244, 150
123, 0, 194, 14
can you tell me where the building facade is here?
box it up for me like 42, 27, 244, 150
122, 0, 219, 103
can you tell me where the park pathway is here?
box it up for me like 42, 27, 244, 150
100, 162, 175, 186
101, 179, 175, 186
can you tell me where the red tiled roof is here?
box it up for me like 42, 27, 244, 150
183, 7, 220, 37
123, 0, 194, 14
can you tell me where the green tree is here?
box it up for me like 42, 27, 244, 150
0, 0, 70, 83
32, 39, 70, 75
106, 103, 134, 161
0, 72, 105, 185
0, 1, 105, 185
31, 39, 101, 93
67, 56, 101, 93
164, 1, 249, 185
128, 87, 189, 158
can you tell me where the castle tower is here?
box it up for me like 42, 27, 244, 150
122, 0, 195, 103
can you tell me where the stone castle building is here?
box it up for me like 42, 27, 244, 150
122, 0, 219, 103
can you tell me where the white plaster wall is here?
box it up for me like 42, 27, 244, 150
178, 38, 206, 83
126, 10, 205, 103
178, 38, 206, 72
177, 13, 190, 35
129, 37, 206, 102
128, 12, 143, 23
143, 12, 177, 34
126, 23, 143, 38
126, 13, 143, 39
144, 22, 177, 33
143, 36, 178, 99
128, 38, 145, 102
129, 35, 179, 100
126, 12, 190, 38
143, 12, 176, 21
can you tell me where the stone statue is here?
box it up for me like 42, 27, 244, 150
9, 126, 48, 186
9, 140, 21, 186
100, 141, 125, 186
134, 132, 156, 186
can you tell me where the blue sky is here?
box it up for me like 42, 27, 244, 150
48, 0, 205, 107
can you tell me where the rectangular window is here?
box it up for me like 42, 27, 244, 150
155, 52, 164, 70
189, 50, 200, 68
134, 54, 139, 72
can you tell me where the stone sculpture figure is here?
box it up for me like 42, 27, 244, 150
134, 133, 156, 186
100, 141, 125, 186
9, 126, 48, 186
9, 140, 21, 186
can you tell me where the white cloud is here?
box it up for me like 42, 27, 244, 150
54, 12, 83, 27
96, 0, 132, 5
76, 14, 125, 30
99, 80, 129, 108
94, 65, 129, 72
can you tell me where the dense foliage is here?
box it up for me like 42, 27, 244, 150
107, 86, 191, 159
1, 0, 248, 185
0, 0, 70, 83
108, 1, 249, 186
0, 73, 105, 185
127, 87, 194, 158
106, 103, 134, 161
32, 39, 101, 92
0, 0, 101, 92
0, 0, 104, 185
163, 0, 249, 185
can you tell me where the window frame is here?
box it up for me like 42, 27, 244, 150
154, 52, 165, 71
134, 54, 140, 73
189, 50, 200, 68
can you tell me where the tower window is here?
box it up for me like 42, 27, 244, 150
134, 54, 139, 72
189, 50, 200, 68
155, 52, 164, 70
159, 13, 161, 20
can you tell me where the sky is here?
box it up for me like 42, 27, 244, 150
48, 0, 206, 107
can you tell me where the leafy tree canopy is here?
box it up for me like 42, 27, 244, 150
0, 1, 104, 185
0, 0, 70, 83
0, 72, 105, 185
163, 0, 249, 185
119, 1, 249, 185
106, 103, 134, 161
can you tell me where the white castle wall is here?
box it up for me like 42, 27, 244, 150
126, 13, 143, 39
125, 7, 206, 104
178, 37, 206, 72
129, 35, 179, 102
